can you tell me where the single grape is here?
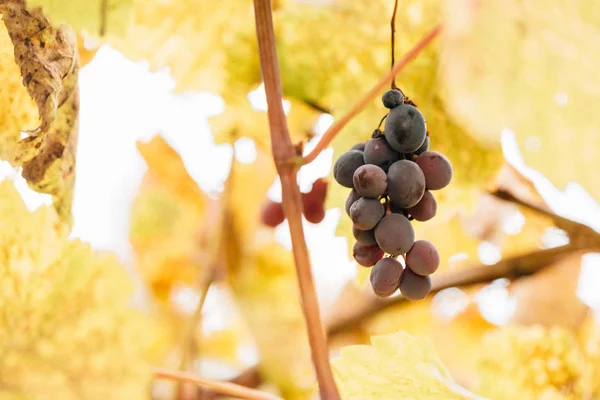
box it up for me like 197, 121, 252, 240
387, 160, 425, 208
405, 190, 436, 222
353, 164, 387, 199
349, 197, 385, 230
413, 136, 430, 155
303, 205, 325, 224
302, 178, 327, 224
399, 268, 431, 300
415, 151, 453, 190
333, 150, 365, 188
353, 242, 384, 267
406, 240, 440, 276
352, 225, 377, 246
345, 189, 361, 216
351, 142, 366, 151
370, 257, 404, 297
382, 89, 405, 109
384, 104, 427, 153
261, 200, 285, 227
364, 137, 400, 172
374, 213, 414, 256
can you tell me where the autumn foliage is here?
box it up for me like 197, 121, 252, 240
1, 0, 600, 399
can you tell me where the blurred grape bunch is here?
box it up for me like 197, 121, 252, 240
474, 325, 584, 400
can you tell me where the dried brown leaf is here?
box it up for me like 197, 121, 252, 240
0, 1, 79, 225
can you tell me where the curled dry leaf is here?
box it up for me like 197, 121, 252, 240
0, 1, 79, 225
0, 0, 77, 134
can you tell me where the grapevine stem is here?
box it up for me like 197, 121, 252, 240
154, 368, 283, 400
301, 24, 441, 165
252, 0, 341, 399
390, 0, 399, 90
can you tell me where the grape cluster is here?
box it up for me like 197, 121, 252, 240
334, 89, 452, 300
261, 178, 328, 227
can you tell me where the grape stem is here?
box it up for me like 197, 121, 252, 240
301, 25, 441, 165
390, 0, 399, 90
154, 368, 283, 400
177, 161, 235, 399
252, 1, 341, 399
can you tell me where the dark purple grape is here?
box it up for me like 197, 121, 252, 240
415, 151, 453, 190
374, 213, 414, 256
384, 104, 427, 153
333, 150, 365, 188
405, 191, 436, 222
363, 137, 400, 172
399, 268, 431, 300
353, 242, 384, 267
382, 89, 405, 109
406, 240, 440, 276
349, 198, 385, 230
351, 142, 366, 151
345, 189, 361, 216
413, 136, 429, 155
387, 160, 425, 208
370, 258, 404, 297
352, 225, 377, 246
353, 164, 387, 199
261, 200, 285, 227
304, 206, 325, 224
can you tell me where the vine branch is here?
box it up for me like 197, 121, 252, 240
252, 0, 340, 398
154, 368, 282, 400
301, 24, 441, 165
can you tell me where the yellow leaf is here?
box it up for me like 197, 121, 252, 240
0, 180, 157, 399
364, 295, 494, 388
210, 95, 319, 149
130, 135, 208, 301
228, 149, 278, 247
0, 2, 79, 225
578, 314, 600, 398
331, 330, 475, 399
474, 325, 584, 400
28, 0, 133, 35
509, 252, 588, 330
441, 0, 600, 200
107, 0, 258, 93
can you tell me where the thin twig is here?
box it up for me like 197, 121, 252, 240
178, 159, 237, 399
390, 0, 399, 90
154, 368, 283, 400
490, 189, 600, 248
302, 25, 441, 165
252, 0, 341, 399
